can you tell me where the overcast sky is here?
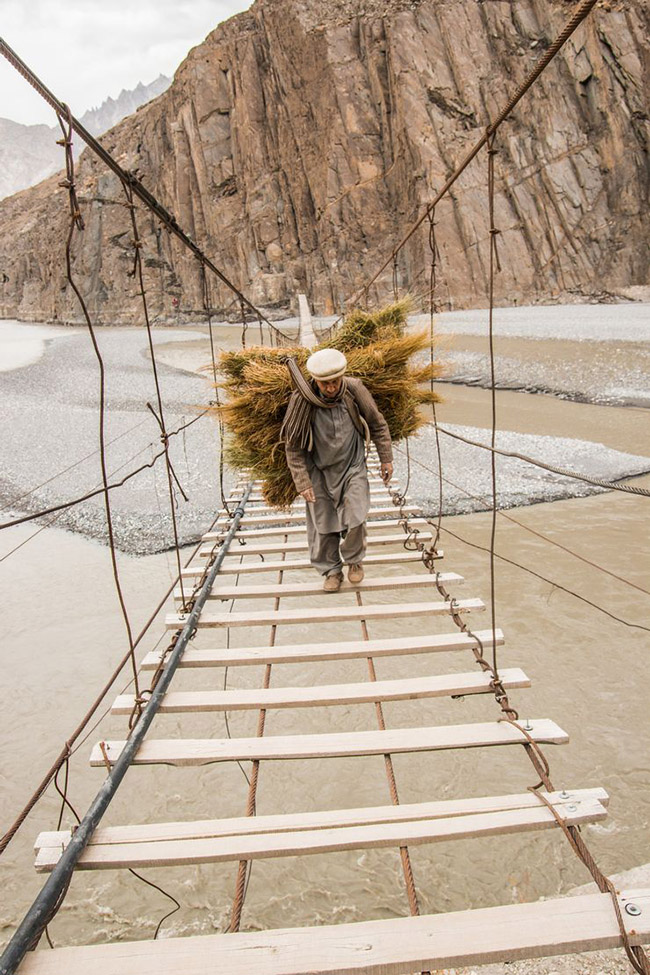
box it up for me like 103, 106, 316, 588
1, 0, 252, 127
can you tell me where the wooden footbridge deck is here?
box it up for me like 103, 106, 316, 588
20, 457, 650, 973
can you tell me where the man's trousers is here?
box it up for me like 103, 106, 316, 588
305, 512, 367, 577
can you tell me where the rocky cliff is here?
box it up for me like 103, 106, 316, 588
0, 0, 647, 324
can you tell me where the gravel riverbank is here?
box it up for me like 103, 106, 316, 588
1, 306, 648, 554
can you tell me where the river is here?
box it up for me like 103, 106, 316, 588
1, 311, 649, 953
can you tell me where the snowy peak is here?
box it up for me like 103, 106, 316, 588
0, 74, 171, 199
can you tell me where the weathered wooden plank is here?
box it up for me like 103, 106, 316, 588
200, 531, 433, 559
111, 667, 528, 714
90, 719, 568, 767
220, 505, 420, 527
228, 487, 392, 508
174, 572, 463, 602
35, 796, 606, 871
23, 889, 650, 975
140, 625, 497, 670
36, 788, 609, 850
165, 597, 484, 630
202, 517, 430, 541
182, 550, 442, 579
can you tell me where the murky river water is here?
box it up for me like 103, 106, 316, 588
1, 470, 649, 951
1, 319, 649, 954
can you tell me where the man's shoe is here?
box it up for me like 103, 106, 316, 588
348, 563, 364, 584
323, 572, 344, 593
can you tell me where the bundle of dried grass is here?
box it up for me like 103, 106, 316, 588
216, 300, 441, 507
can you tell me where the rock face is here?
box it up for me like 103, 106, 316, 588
0, 75, 171, 201
0, 0, 647, 324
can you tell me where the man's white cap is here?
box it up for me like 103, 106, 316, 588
306, 348, 347, 381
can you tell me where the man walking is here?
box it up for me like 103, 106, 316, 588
282, 349, 393, 592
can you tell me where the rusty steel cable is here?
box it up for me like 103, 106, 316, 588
354, 587, 427, 947
393, 441, 650, 600
0, 500, 229, 858
0, 37, 292, 346
123, 181, 188, 611
427, 206, 444, 555
527, 788, 650, 974
0, 415, 149, 515
56, 108, 142, 714
220, 551, 253, 790
391, 477, 650, 972
432, 425, 650, 498
0, 410, 208, 532
486, 132, 500, 676
200, 260, 234, 517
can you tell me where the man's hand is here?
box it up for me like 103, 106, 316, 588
301, 487, 316, 503
381, 462, 394, 483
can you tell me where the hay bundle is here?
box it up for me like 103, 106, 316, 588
216, 300, 441, 507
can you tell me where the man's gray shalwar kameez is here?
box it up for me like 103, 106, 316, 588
306, 400, 370, 576
284, 377, 393, 578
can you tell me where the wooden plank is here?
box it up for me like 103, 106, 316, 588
19, 890, 650, 974
140, 625, 499, 670
36, 788, 609, 850
231, 477, 396, 491
229, 487, 392, 506
222, 505, 420, 527
234, 477, 395, 489
165, 597, 485, 630
174, 572, 464, 602
35, 796, 606, 871
90, 719, 568, 767
202, 518, 430, 541
111, 667, 529, 714
182, 550, 443, 579
200, 532, 433, 558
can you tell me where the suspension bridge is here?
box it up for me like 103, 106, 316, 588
1, 0, 649, 972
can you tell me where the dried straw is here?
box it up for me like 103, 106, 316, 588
214, 299, 441, 507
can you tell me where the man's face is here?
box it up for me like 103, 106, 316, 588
315, 376, 343, 400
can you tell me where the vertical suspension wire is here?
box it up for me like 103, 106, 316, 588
240, 297, 248, 348
427, 207, 444, 554
123, 180, 189, 614
392, 253, 399, 301
200, 260, 233, 518
55, 108, 142, 714
486, 131, 501, 677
